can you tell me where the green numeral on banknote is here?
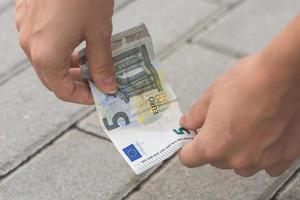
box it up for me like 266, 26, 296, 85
103, 112, 130, 131
173, 127, 190, 135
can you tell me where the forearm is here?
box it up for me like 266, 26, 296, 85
260, 14, 300, 86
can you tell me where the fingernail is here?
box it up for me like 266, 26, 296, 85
102, 76, 117, 94
180, 115, 186, 126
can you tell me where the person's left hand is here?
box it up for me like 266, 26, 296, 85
178, 53, 300, 177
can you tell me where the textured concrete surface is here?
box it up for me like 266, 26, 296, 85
0, 129, 156, 200
276, 172, 300, 200
0, 68, 91, 176
113, 0, 218, 54
128, 157, 275, 200
0, 7, 27, 83
196, 0, 300, 55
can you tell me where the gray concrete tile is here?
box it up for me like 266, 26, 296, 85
0, 129, 155, 200
113, 0, 218, 54
0, 8, 27, 82
276, 171, 300, 200
195, 0, 300, 55
128, 157, 276, 200
164, 43, 236, 112
0, 68, 92, 176
0, 0, 14, 13
77, 111, 109, 139
78, 43, 236, 136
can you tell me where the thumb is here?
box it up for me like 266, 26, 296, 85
180, 95, 210, 130
85, 29, 117, 94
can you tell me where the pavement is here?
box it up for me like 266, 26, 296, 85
0, 0, 300, 199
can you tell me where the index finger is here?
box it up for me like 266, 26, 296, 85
43, 64, 94, 105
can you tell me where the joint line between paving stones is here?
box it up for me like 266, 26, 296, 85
186, 0, 249, 59
258, 158, 300, 200
120, 155, 178, 200
271, 167, 300, 200
114, 0, 138, 12
0, 107, 95, 182
0, 126, 75, 181
0, 59, 29, 87
193, 39, 247, 59
158, 0, 249, 61
75, 126, 111, 142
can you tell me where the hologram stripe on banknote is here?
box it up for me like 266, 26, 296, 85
79, 24, 195, 174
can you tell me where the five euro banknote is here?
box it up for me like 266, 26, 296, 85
79, 24, 195, 174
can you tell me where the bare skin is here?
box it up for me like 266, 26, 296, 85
179, 15, 300, 177
16, 0, 117, 104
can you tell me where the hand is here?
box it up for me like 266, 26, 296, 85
179, 53, 300, 177
16, 0, 117, 104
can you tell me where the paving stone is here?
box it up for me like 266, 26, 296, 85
77, 111, 109, 139
0, 129, 156, 200
0, 8, 27, 83
128, 157, 276, 200
0, 68, 92, 176
0, 0, 13, 13
113, 0, 218, 54
276, 171, 300, 200
78, 44, 236, 137
195, 0, 300, 55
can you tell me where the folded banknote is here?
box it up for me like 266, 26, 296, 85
79, 24, 195, 174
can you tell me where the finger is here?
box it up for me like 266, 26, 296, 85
69, 68, 87, 83
265, 161, 292, 177
43, 67, 93, 105
178, 125, 211, 168
180, 95, 210, 130
85, 25, 117, 94
234, 167, 260, 177
70, 51, 80, 67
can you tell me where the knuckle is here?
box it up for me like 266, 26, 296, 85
30, 48, 51, 68
229, 156, 252, 170
54, 91, 68, 101
18, 33, 29, 50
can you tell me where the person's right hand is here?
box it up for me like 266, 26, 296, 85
16, 0, 117, 104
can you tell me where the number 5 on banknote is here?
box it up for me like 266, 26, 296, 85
103, 112, 130, 131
